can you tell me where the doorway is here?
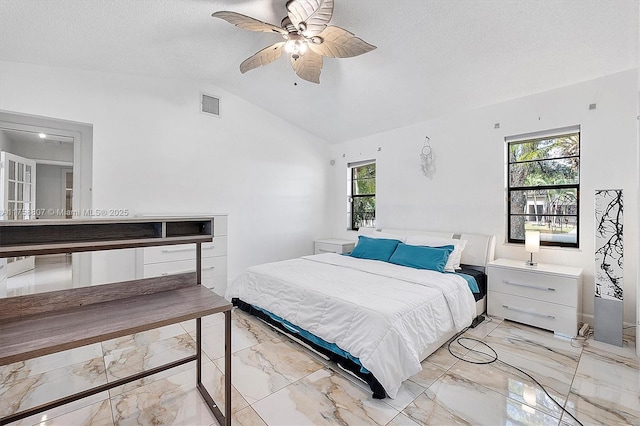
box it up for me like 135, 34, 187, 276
0, 110, 93, 295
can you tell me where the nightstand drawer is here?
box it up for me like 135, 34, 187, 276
488, 291, 578, 337
489, 267, 577, 307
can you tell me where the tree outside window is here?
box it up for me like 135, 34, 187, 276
508, 131, 580, 248
349, 162, 375, 230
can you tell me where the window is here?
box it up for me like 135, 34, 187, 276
507, 129, 580, 248
348, 161, 376, 230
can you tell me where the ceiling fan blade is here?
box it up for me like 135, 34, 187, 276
212, 11, 287, 35
290, 51, 323, 84
308, 25, 376, 58
286, 0, 333, 37
240, 42, 286, 74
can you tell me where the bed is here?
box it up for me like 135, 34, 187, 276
226, 228, 496, 399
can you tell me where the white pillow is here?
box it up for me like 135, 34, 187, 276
369, 230, 407, 243
356, 228, 406, 242
404, 235, 467, 272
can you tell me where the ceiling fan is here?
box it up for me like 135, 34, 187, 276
212, 0, 376, 84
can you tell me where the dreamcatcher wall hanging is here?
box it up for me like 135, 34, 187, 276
420, 136, 435, 178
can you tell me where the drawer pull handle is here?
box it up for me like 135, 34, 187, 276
0, 265, 4, 270
161, 269, 194, 276
503, 279, 555, 292
204, 266, 216, 270
317, 249, 335, 253
161, 246, 214, 253
502, 305, 555, 319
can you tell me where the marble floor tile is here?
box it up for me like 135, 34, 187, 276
252, 368, 399, 426
463, 315, 503, 340
386, 412, 421, 426
422, 335, 479, 371
402, 372, 562, 425
4, 310, 639, 426
407, 360, 447, 390
215, 338, 325, 404
104, 332, 196, 397
32, 398, 113, 426
232, 406, 268, 426
1, 344, 103, 385
196, 311, 282, 361
448, 352, 568, 419
109, 367, 217, 426
201, 359, 249, 416
564, 344, 640, 426
179, 312, 226, 334
484, 321, 581, 372
0, 357, 107, 419
101, 324, 188, 356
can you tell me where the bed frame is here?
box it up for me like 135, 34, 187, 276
234, 228, 496, 399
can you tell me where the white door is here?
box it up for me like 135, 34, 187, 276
1, 151, 37, 277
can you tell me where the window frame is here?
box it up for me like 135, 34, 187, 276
348, 160, 376, 231
506, 131, 580, 248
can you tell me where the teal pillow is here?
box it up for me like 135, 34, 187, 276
349, 236, 401, 262
389, 243, 454, 272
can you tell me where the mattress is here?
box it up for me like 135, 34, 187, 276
226, 252, 477, 398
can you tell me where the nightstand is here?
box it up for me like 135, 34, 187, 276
314, 238, 355, 255
487, 258, 583, 338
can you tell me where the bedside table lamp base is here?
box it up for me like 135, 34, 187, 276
524, 231, 540, 267
525, 253, 537, 267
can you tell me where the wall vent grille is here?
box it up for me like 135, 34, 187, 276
201, 94, 220, 117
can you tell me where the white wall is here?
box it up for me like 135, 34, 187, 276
8, 139, 73, 164
0, 61, 332, 285
329, 69, 639, 328
35, 164, 67, 218
0, 130, 11, 151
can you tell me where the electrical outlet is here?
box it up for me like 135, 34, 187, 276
579, 323, 590, 336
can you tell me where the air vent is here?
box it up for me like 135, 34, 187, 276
201, 93, 220, 117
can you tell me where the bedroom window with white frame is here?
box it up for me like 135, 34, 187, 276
348, 160, 376, 230
507, 127, 580, 248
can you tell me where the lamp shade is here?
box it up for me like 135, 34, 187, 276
525, 231, 540, 253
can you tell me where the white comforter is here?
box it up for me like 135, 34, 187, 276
226, 253, 476, 399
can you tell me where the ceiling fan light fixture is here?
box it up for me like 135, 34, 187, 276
285, 36, 307, 57
212, 0, 376, 84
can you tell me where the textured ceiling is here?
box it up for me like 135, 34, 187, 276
0, 0, 638, 143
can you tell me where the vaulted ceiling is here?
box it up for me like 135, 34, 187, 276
0, 0, 638, 143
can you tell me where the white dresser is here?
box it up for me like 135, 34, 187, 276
487, 258, 583, 338
314, 238, 355, 255
136, 214, 228, 296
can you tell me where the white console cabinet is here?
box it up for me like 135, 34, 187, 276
487, 258, 583, 338
136, 214, 227, 296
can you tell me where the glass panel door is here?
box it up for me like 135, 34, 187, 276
1, 151, 37, 277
